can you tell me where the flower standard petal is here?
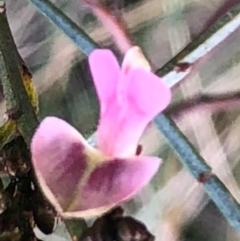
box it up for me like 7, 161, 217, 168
121, 46, 151, 74
88, 49, 120, 115
97, 68, 171, 157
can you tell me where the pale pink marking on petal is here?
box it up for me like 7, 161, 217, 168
30, 117, 90, 212
97, 68, 171, 157
62, 156, 161, 217
122, 46, 151, 75
88, 49, 120, 115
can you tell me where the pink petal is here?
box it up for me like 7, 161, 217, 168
30, 49, 169, 220
30, 117, 95, 213
97, 69, 171, 157
31, 118, 161, 218
88, 49, 120, 115
121, 46, 151, 75
123, 69, 171, 113
61, 156, 161, 218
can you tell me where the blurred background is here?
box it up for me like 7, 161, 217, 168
3, 0, 240, 240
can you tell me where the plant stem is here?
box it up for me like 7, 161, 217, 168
27, 0, 99, 56
154, 114, 240, 232
0, 2, 80, 240
154, 4, 240, 231
83, 0, 134, 54
0, 2, 38, 144
157, 3, 240, 87
27, 0, 240, 88
166, 91, 240, 118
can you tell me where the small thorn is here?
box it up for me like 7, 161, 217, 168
174, 62, 192, 72
198, 171, 212, 183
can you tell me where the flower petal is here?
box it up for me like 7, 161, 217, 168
60, 156, 161, 218
88, 49, 120, 115
97, 68, 171, 157
30, 117, 101, 214
122, 46, 151, 74
31, 118, 161, 219
123, 68, 171, 114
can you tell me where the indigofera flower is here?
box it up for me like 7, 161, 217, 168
30, 47, 171, 218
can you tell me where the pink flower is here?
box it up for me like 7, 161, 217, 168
30, 48, 171, 218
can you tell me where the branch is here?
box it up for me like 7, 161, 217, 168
154, 114, 240, 232
166, 91, 240, 118
157, 3, 240, 87
27, 0, 99, 56
27, 0, 240, 89
84, 0, 134, 54
0, 2, 59, 239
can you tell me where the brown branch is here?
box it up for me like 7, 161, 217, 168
84, 0, 134, 54
166, 91, 240, 118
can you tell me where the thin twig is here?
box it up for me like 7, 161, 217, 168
84, 0, 134, 54
166, 91, 240, 118
158, 3, 240, 88
26, 0, 240, 233
27, 0, 99, 56
27, 0, 240, 89
154, 3, 240, 232
154, 115, 240, 232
